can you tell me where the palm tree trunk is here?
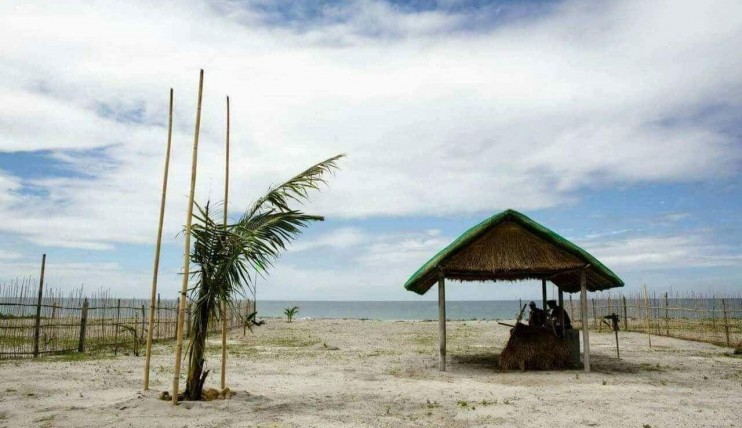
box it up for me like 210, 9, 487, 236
185, 287, 211, 400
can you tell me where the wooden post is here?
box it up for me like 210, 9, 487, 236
643, 285, 652, 348
665, 292, 670, 337
32, 254, 47, 358
156, 293, 161, 340
438, 272, 446, 371
220, 95, 231, 391
174, 296, 179, 340
592, 298, 599, 332
722, 299, 730, 346
141, 305, 146, 345
78, 297, 89, 353
114, 299, 121, 356
622, 295, 628, 331
580, 270, 590, 373
558, 288, 565, 337
145, 88, 175, 391
50, 301, 57, 345
173, 70, 204, 405
243, 300, 248, 336
541, 279, 547, 310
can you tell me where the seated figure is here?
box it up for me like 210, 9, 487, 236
527, 301, 546, 327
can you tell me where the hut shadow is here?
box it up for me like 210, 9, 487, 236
587, 354, 666, 374
450, 351, 654, 375
451, 351, 501, 371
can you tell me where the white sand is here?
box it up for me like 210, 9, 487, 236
1, 319, 740, 427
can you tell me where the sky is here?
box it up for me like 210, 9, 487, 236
0, 0, 740, 301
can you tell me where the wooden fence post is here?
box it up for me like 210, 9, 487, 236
592, 298, 599, 331
114, 299, 121, 356
174, 299, 179, 340
50, 301, 57, 345
78, 298, 89, 353
722, 299, 730, 346
643, 286, 652, 348
141, 305, 146, 344
622, 296, 628, 331
156, 293, 161, 340
32, 254, 47, 358
665, 292, 670, 337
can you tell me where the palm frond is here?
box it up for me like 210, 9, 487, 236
247, 154, 344, 217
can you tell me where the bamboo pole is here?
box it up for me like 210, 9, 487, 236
173, 70, 204, 405
541, 279, 547, 310
144, 88, 175, 391
32, 254, 47, 358
220, 95, 230, 391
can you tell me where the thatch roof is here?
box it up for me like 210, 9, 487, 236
404, 209, 624, 295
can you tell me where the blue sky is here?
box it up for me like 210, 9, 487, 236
0, 0, 740, 300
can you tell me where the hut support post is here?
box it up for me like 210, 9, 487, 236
438, 272, 446, 372
558, 288, 565, 337
580, 270, 590, 373
541, 279, 547, 310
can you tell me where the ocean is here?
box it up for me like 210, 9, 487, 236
254, 300, 526, 320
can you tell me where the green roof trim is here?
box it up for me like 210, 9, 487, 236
403, 209, 624, 295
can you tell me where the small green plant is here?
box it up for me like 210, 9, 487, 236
456, 400, 468, 408
426, 399, 441, 409
284, 306, 299, 323
602, 380, 607, 386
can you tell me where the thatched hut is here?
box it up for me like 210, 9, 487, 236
403, 209, 624, 372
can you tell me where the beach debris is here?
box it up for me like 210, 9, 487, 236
202, 388, 220, 401
159, 391, 171, 401
315, 342, 339, 351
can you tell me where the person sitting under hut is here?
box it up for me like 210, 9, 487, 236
547, 300, 572, 335
527, 301, 546, 327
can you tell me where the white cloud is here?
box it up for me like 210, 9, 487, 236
0, 0, 739, 253
582, 234, 742, 271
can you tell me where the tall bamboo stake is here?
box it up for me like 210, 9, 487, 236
172, 70, 204, 405
144, 88, 175, 391
220, 95, 230, 390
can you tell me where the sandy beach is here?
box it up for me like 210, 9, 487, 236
1, 319, 740, 427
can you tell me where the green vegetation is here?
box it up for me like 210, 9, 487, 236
182, 155, 342, 400
284, 306, 299, 323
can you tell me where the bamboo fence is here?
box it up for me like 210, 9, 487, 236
568, 290, 742, 348
0, 278, 254, 359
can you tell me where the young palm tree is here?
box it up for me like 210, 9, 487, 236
183, 154, 343, 400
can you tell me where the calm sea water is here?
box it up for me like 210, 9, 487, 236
254, 300, 526, 320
